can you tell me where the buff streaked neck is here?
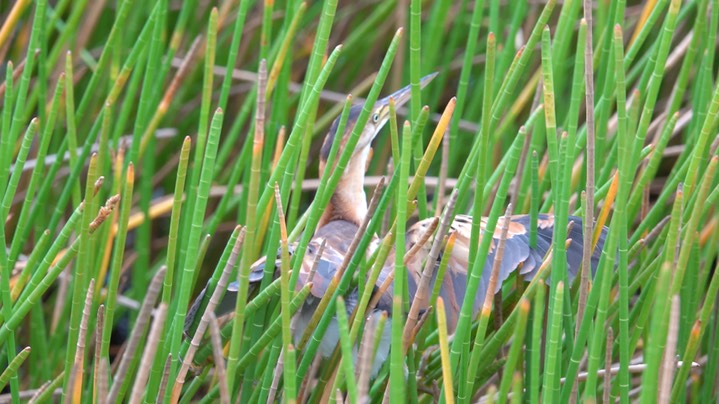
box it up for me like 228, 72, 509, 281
318, 146, 371, 228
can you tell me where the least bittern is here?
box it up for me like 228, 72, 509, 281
186, 73, 607, 377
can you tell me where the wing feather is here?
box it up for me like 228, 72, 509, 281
401, 213, 608, 331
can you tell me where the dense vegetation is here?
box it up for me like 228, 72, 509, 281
0, 0, 718, 402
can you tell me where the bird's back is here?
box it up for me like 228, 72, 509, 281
379, 214, 606, 332
187, 214, 607, 339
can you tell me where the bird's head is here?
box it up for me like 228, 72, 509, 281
319, 72, 437, 176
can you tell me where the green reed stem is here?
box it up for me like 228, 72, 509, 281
62, 153, 99, 400
390, 120, 412, 401
168, 109, 223, 391
528, 280, 545, 404
146, 138, 191, 400
460, 126, 525, 401
468, 32, 495, 295
542, 282, 564, 404
448, 0, 485, 163
335, 297, 358, 403
497, 299, 529, 404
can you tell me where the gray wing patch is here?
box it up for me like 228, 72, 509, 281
185, 245, 290, 338
400, 213, 609, 333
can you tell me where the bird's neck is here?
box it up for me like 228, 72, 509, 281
318, 147, 370, 228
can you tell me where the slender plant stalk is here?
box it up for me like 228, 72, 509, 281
497, 299, 529, 404
66, 279, 96, 404
63, 153, 99, 399
167, 108, 224, 391
436, 298, 455, 404
0, 347, 30, 394
100, 166, 134, 362
108, 267, 166, 403
3, 1, 719, 402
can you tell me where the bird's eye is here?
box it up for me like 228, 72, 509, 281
372, 113, 380, 123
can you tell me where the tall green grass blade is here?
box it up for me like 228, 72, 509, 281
63, 153, 99, 399
167, 108, 224, 391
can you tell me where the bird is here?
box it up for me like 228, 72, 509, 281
185, 73, 608, 377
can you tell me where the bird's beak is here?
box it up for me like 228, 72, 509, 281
320, 72, 439, 166
373, 72, 439, 125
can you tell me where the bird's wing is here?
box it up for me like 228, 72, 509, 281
295, 237, 346, 299
234, 235, 344, 300
184, 243, 294, 336
402, 214, 606, 330
185, 220, 372, 339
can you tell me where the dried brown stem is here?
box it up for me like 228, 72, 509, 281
357, 314, 378, 403
139, 36, 204, 155
65, 279, 95, 404
575, 3, 596, 401
481, 204, 514, 313
96, 359, 109, 404
603, 327, 614, 404
267, 349, 284, 404
93, 305, 105, 403
170, 229, 245, 402
658, 295, 680, 404
107, 267, 166, 403
29, 371, 63, 404
403, 217, 439, 265
402, 190, 459, 353
129, 303, 168, 404
209, 313, 230, 404
155, 354, 172, 403
297, 178, 385, 350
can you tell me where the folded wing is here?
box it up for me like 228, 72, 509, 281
401, 214, 606, 331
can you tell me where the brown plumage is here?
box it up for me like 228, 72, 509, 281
185, 73, 436, 339
379, 213, 605, 332
186, 72, 608, 377
214, 212, 606, 376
